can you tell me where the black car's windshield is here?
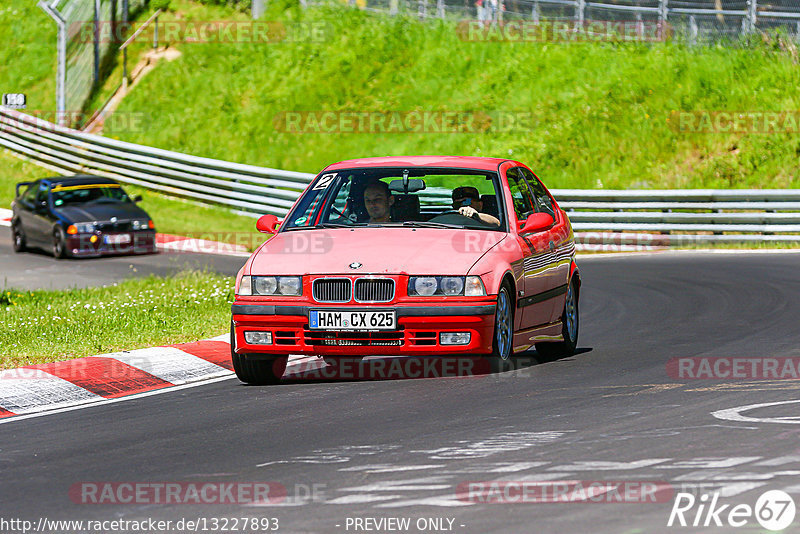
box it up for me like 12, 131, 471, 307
51, 184, 131, 207
283, 167, 506, 232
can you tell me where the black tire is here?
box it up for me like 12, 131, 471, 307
489, 283, 515, 372
535, 278, 579, 360
52, 227, 68, 259
230, 324, 287, 385
11, 222, 26, 253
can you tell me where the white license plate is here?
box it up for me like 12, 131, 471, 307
309, 309, 396, 331
104, 234, 131, 245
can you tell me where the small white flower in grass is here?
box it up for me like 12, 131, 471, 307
84, 304, 91, 309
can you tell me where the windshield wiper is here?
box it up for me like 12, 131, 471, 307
312, 222, 363, 229
401, 221, 465, 229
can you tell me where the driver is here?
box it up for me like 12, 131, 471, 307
452, 186, 500, 227
364, 181, 394, 223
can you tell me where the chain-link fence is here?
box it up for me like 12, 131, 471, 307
38, 0, 149, 126
321, 0, 800, 41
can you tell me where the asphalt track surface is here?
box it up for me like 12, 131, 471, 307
0, 230, 245, 290
2, 252, 800, 533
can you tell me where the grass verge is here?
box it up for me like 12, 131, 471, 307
0, 270, 233, 369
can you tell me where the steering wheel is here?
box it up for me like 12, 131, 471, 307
429, 209, 477, 224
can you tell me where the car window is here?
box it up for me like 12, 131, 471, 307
51, 184, 131, 207
506, 167, 536, 222
35, 182, 49, 204
323, 176, 358, 224
283, 168, 505, 231
21, 183, 37, 204
520, 168, 555, 219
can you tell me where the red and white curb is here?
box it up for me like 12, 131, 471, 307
0, 334, 235, 421
0, 207, 12, 227
0, 338, 325, 423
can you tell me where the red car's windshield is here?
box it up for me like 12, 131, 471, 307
283, 167, 506, 232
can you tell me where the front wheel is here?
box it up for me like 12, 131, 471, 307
535, 278, 579, 360
489, 284, 514, 371
230, 324, 287, 385
11, 222, 26, 253
52, 227, 68, 259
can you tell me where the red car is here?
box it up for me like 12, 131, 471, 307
230, 156, 580, 384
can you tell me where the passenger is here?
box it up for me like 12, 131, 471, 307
363, 181, 394, 224
452, 186, 500, 227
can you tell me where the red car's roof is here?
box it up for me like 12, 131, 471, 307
323, 156, 513, 172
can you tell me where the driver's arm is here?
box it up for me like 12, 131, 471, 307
458, 206, 500, 227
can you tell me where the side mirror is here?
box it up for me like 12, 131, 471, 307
519, 212, 554, 234
256, 214, 281, 234
132, 195, 143, 203
39, 200, 48, 210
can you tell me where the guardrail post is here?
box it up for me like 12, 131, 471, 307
532, 0, 540, 24
419, 0, 428, 19
437, 0, 445, 18
746, 0, 757, 33
94, 0, 101, 85
689, 14, 698, 45
122, 48, 128, 91
389, 0, 399, 15
252, 0, 266, 19
658, 0, 668, 39
575, 0, 585, 28
38, 1, 67, 126
153, 13, 159, 49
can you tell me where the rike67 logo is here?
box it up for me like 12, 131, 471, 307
667, 490, 796, 531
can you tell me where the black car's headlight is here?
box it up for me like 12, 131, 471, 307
237, 276, 302, 296
131, 219, 152, 230
408, 276, 486, 296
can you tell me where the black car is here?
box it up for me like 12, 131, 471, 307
11, 175, 157, 258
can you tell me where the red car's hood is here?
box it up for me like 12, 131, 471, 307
248, 227, 507, 276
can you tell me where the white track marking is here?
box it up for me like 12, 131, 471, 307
325, 494, 405, 505
0, 369, 103, 414
411, 431, 572, 460
488, 462, 548, 473
654, 457, 761, 469
712, 399, 800, 424
548, 459, 669, 471
376, 495, 474, 508
339, 464, 446, 473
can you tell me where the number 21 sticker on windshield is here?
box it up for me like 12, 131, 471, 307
312, 173, 337, 190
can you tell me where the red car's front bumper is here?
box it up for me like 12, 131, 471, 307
231, 301, 497, 356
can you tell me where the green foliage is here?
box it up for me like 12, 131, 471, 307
151, 0, 174, 12
103, 2, 800, 189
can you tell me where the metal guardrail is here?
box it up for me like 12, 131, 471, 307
2, 107, 800, 242
0, 108, 313, 215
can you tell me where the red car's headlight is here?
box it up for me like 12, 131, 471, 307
408, 276, 485, 296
